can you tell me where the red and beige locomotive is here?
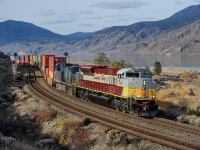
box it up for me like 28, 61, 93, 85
15, 54, 158, 117
76, 66, 158, 117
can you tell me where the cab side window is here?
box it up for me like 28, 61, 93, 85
126, 72, 139, 78
118, 73, 124, 79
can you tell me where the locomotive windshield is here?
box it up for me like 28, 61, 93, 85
141, 72, 152, 78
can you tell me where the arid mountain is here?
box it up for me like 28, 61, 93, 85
0, 4, 200, 61
0, 20, 93, 44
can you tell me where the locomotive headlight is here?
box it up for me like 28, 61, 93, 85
143, 79, 146, 85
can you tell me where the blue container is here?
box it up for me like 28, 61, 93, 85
42, 66, 48, 73
19, 55, 25, 65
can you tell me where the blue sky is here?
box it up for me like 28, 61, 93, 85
0, 0, 200, 35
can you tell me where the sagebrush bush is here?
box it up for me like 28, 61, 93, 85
180, 71, 191, 78
187, 106, 200, 117
58, 117, 91, 149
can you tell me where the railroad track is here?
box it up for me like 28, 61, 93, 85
35, 70, 200, 138
28, 71, 200, 150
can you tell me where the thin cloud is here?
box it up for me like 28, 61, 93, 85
44, 18, 78, 25
91, 16, 103, 20
39, 10, 57, 17
76, 23, 95, 27
174, 0, 183, 5
192, 0, 200, 2
79, 11, 94, 15
92, 1, 149, 9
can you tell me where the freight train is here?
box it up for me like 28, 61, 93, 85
15, 54, 158, 117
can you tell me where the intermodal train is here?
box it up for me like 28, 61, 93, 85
15, 54, 158, 117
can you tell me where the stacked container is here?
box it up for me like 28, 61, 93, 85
24, 55, 30, 66
19, 55, 25, 65
33, 55, 37, 66
46, 68, 49, 77
37, 55, 42, 69
42, 55, 54, 73
15, 56, 20, 65
30, 55, 34, 66
48, 55, 55, 79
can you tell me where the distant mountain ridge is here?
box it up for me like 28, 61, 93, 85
0, 20, 93, 44
65, 32, 93, 40
0, 4, 200, 59
95, 4, 200, 39
0, 20, 63, 43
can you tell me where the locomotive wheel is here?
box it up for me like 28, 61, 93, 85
109, 99, 115, 108
82, 90, 87, 100
120, 99, 127, 113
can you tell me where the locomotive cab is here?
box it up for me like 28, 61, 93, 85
117, 68, 158, 117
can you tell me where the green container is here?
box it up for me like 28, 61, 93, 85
37, 55, 42, 64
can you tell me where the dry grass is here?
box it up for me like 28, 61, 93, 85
35, 109, 53, 125
153, 75, 161, 83
195, 75, 200, 85
157, 89, 175, 100
157, 75, 200, 112
170, 82, 180, 88
161, 69, 183, 76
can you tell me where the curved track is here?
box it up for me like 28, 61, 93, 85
28, 71, 200, 150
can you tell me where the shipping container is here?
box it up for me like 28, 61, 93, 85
37, 55, 42, 64
42, 66, 48, 74
19, 55, 25, 65
15, 56, 20, 64
37, 55, 42, 68
16, 60, 20, 65
30, 55, 33, 61
49, 70, 54, 79
30, 60, 34, 66
49, 55, 55, 72
42, 54, 55, 67
33, 55, 37, 62
24, 55, 30, 66
33, 55, 37, 66
46, 68, 49, 77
